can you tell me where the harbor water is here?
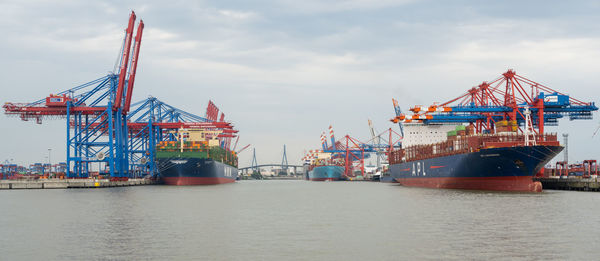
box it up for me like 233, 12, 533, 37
1, 180, 599, 260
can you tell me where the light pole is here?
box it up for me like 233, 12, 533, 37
48, 148, 52, 173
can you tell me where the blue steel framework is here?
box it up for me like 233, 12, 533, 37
64, 13, 142, 180
67, 76, 128, 179
3, 12, 144, 180
126, 98, 162, 177
125, 97, 219, 177
62, 98, 237, 178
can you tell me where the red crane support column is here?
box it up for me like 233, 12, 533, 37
503, 70, 518, 123
360, 149, 365, 177
535, 98, 544, 136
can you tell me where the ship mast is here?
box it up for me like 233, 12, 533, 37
524, 107, 536, 146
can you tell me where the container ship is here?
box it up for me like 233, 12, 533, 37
388, 123, 563, 192
156, 128, 238, 185
304, 151, 344, 181
309, 165, 344, 181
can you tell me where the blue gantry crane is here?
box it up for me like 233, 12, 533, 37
4, 11, 144, 180
3, 12, 240, 180
124, 97, 238, 177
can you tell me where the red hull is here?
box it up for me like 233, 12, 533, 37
309, 178, 338, 181
395, 176, 542, 192
162, 177, 235, 185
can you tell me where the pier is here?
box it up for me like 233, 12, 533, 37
536, 177, 600, 192
0, 178, 157, 190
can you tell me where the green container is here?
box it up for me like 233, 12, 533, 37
455, 125, 466, 131
156, 145, 238, 168
447, 130, 457, 136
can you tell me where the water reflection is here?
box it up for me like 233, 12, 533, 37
0, 181, 598, 260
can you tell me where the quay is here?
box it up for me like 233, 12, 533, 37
0, 178, 158, 190
262, 176, 303, 180
536, 177, 600, 192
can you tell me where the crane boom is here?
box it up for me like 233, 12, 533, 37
237, 144, 251, 154
122, 19, 144, 114
113, 11, 136, 111
368, 119, 377, 144
392, 98, 405, 137
232, 136, 240, 151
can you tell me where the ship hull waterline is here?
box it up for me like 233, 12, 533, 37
157, 158, 238, 185
308, 165, 344, 181
390, 145, 563, 192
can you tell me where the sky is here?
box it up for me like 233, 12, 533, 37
1, 0, 600, 167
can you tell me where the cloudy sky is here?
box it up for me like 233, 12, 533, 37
1, 0, 599, 167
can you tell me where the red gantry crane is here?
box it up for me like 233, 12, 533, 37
391, 70, 598, 136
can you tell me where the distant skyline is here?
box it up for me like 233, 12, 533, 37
1, 0, 600, 166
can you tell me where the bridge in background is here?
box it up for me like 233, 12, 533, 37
238, 145, 303, 175
238, 164, 303, 175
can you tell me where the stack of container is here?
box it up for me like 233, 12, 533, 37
447, 130, 457, 141
455, 125, 467, 136
496, 120, 518, 133
156, 141, 237, 167
466, 125, 475, 135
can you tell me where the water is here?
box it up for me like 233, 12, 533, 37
1, 180, 599, 260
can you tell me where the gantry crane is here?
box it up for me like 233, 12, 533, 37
367, 120, 404, 169
391, 70, 598, 135
125, 97, 238, 176
4, 11, 144, 180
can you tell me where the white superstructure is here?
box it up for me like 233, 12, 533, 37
401, 123, 459, 147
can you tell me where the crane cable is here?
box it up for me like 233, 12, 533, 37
593, 123, 600, 138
